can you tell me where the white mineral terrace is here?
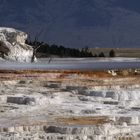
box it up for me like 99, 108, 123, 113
0, 70, 139, 140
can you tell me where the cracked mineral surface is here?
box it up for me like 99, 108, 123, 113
0, 70, 139, 140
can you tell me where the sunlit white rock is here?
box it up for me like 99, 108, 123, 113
0, 27, 35, 62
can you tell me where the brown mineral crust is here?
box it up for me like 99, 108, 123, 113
56, 116, 109, 125
0, 70, 139, 87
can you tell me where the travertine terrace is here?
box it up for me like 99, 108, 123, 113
0, 27, 34, 62
0, 69, 139, 140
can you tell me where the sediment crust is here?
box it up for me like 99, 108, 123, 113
0, 69, 139, 139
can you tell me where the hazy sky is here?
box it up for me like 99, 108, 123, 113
0, 0, 140, 48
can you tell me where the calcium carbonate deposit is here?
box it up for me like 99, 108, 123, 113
0, 27, 34, 62
0, 70, 139, 140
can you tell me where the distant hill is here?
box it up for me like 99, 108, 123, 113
0, 0, 140, 48
89, 48, 140, 58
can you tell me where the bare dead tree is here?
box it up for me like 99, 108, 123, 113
30, 29, 44, 63
30, 27, 54, 63
31, 45, 42, 63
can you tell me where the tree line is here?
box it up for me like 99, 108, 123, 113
26, 40, 116, 58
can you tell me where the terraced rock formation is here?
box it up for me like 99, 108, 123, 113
0, 70, 139, 140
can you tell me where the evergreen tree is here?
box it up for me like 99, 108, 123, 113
99, 52, 105, 57
26, 39, 94, 58
109, 49, 115, 57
